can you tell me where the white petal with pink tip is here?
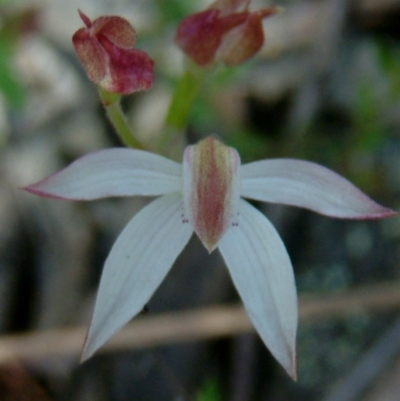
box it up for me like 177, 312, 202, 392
24, 148, 182, 200
219, 199, 297, 379
241, 159, 395, 219
81, 193, 193, 361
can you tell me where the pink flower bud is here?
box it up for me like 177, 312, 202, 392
175, 1, 280, 67
72, 10, 154, 94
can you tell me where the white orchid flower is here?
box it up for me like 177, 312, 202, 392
24, 136, 396, 379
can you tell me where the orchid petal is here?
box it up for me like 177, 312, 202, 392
82, 193, 193, 361
24, 149, 182, 200
174, 9, 248, 67
102, 43, 154, 94
219, 199, 297, 379
174, 9, 223, 67
216, 12, 265, 66
72, 28, 107, 83
241, 159, 396, 219
92, 15, 137, 48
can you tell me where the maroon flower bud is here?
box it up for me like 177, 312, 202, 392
72, 10, 154, 94
175, 0, 280, 67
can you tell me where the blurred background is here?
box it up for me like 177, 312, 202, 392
1, 0, 400, 400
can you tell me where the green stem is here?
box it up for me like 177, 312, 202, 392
159, 62, 207, 152
98, 87, 144, 150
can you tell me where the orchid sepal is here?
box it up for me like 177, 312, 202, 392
23, 148, 182, 200
81, 193, 193, 361
241, 159, 397, 219
219, 199, 298, 379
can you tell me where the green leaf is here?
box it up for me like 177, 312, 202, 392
0, 39, 26, 109
155, 0, 198, 23
376, 39, 400, 100
353, 81, 385, 152
196, 378, 221, 401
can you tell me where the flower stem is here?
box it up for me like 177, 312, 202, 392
98, 87, 144, 150
159, 62, 207, 152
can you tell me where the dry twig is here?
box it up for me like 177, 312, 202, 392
0, 282, 399, 364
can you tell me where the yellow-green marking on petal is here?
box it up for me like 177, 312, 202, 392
183, 137, 241, 252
